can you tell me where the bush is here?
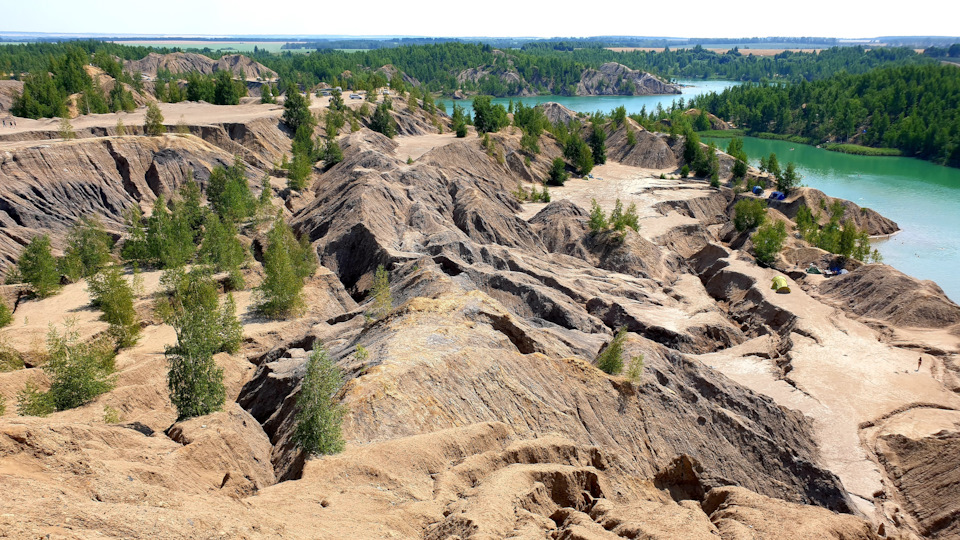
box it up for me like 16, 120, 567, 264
87, 266, 140, 348
680, 164, 690, 178
18, 235, 61, 298
18, 324, 116, 414
17, 380, 54, 416
610, 200, 640, 232
627, 353, 645, 383
256, 214, 316, 318
207, 156, 256, 223
752, 221, 788, 265
59, 216, 114, 282
219, 292, 244, 354
370, 99, 396, 138
0, 300, 12, 328
588, 199, 607, 233
596, 327, 628, 375
547, 157, 569, 186
293, 344, 345, 456
145, 196, 195, 269
144, 102, 165, 136
161, 267, 228, 420
777, 162, 801, 193
733, 198, 767, 232
198, 213, 247, 290
368, 264, 392, 320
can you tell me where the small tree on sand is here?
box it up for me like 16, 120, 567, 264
145, 102, 165, 136
293, 343, 345, 456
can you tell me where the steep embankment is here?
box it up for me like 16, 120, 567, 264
577, 63, 682, 96
0, 135, 243, 263
124, 52, 276, 80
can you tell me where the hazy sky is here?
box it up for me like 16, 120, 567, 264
2, 0, 957, 38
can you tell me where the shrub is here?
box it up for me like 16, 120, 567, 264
145, 196, 195, 269
596, 327, 628, 375
370, 99, 396, 138
588, 199, 607, 233
626, 128, 637, 146
120, 207, 149, 263
752, 221, 788, 265
198, 213, 247, 290
368, 264, 392, 320
162, 267, 227, 420
733, 198, 767, 232
87, 266, 140, 348
144, 102, 165, 136
778, 162, 801, 193
627, 353, 645, 383
0, 393, 5, 415
0, 300, 12, 328
547, 157, 569, 186
17, 380, 54, 416
58, 117, 75, 139
256, 214, 316, 318
680, 165, 690, 178
18, 235, 61, 298
59, 216, 114, 282
207, 156, 256, 223
293, 344, 345, 456
611, 200, 639, 232
219, 292, 244, 354
103, 405, 121, 423
21, 323, 117, 413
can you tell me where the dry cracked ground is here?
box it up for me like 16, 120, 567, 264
1, 91, 959, 540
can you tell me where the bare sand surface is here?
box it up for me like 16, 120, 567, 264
508, 156, 960, 520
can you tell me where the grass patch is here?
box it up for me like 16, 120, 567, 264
754, 132, 814, 145
823, 143, 902, 157
696, 129, 746, 138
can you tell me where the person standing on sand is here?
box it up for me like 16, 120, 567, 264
917, 357, 922, 371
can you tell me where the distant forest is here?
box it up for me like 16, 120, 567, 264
1, 39, 958, 167
691, 64, 960, 166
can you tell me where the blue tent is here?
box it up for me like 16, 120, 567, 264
752, 185, 763, 195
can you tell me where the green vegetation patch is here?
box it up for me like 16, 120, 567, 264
823, 143, 902, 157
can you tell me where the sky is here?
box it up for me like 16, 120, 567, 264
1, 0, 958, 39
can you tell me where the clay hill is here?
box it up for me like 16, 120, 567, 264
125, 52, 277, 80
0, 94, 958, 539
455, 56, 679, 96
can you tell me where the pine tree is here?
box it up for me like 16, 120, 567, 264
144, 101, 165, 136
163, 267, 226, 420
256, 214, 314, 318
87, 265, 140, 348
18, 235, 61, 298
370, 99, 396, 138
596, 327, 628, 375
588, 199, 608, 233
198, 213, 247, 290
293, 344, 345, 456
368, 264, 392, 319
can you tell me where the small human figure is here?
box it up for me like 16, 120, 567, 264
917, 357, 922, 371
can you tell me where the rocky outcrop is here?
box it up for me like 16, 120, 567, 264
577, 63, 681, 96
767, 187, 899, 236
818, 264, 960, 329
0, 80, 24, 114
125, 52, 276, 81
376, 64, 421, 88
606, 119, 679, 169
540, 102, 581, 126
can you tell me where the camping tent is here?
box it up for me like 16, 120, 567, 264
771, 275, 791, 293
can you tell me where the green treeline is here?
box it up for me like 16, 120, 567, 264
692, 64, 960, 166
3, 41, 934, 103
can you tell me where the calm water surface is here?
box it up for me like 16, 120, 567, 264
450, 80, 736, 118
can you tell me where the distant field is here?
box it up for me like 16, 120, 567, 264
109, 40, 309, 53
607, 47, 824, 56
